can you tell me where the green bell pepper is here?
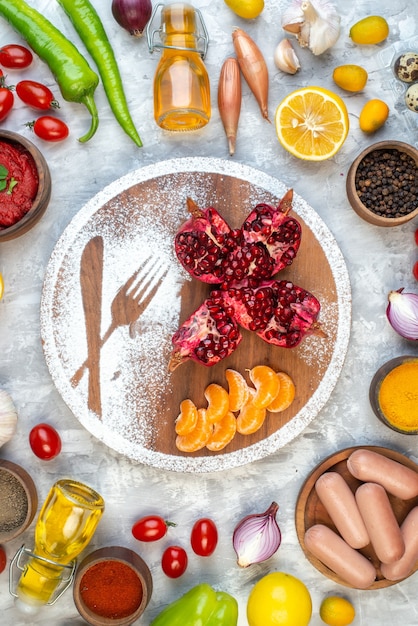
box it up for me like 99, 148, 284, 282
150, 583, 238, 626
206, 591, 239, 625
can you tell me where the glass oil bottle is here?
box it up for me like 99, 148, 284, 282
10, 479, 104, 614
146, 2, 211, 131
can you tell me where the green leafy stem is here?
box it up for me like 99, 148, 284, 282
0, 164, 18, 195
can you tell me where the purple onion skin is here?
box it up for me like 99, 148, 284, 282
386, 288, 418, 341
111, 0, 152, 37
233, 502, 281, 567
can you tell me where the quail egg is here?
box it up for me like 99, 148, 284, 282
405, 83, 418, 112
394, 52, 418, 83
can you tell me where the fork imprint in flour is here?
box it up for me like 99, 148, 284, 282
71, 256, 169, 388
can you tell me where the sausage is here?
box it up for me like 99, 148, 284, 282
304, 524, 376, 589
355, 482, 405, 564
347, 449, 418, 500
381, 506, 418, 581
315, 472, 370, 549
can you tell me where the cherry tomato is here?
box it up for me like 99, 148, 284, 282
0, 44, 33, 69
413, 260, 418, 281
132, 515, 176, 542
29, 423, 62, 460
415, 228, 418, 246
0, 546, 6, 574
16, 81, 60, 111
190, 518, 218, 556
31, 116, 69, 142
0, 87, 13, 121
161, 546, 188, 578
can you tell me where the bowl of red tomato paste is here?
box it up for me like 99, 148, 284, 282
0, 130, 51, 241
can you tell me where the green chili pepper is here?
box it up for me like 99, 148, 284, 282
57, 0, 142, 148
150, 583, 238, 626
0, 0, 99, 142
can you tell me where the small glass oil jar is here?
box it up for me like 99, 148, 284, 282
10, 479, 104, 614
146, 2, 211, 131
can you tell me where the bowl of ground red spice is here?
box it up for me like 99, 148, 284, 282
0, 459, 38, 543
346, 140, 418, 226
73, 546, 153, 625
0, 130, 51, 242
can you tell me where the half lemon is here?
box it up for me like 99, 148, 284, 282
275, 86, 349, 161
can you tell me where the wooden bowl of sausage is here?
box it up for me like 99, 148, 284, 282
295, 445, 418, 589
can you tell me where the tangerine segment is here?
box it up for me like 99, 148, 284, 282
204, 383, 230, 423
236, 390, 266, 435
176, 408, 213, 452
206, 411, 237, 451
267, 372, 296, 412
225, 368, 250, 412
249, 365, 281, 409
275, 86, 349, 161
175, 398, 198, 436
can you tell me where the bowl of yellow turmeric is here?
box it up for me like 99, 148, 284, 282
369, 356, 418, 434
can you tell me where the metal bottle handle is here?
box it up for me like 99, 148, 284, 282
9, 545, 76, 606
146, 3, 209, 58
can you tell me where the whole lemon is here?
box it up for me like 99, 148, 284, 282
349, 16, 389, 45
319, 596, 355, 626
333, 64, 368, 92
359, 98, 389, 132
247, 572, 312, 626
223, 0, 264, 19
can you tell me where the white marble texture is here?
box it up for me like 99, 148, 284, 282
0, 0, 418, 624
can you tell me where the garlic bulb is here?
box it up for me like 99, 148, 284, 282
0, 389, 17, 447
281, 0, 340, 56
274, 39, 301, 74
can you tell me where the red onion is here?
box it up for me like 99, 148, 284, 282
111, 0, 152, 37
232, 502, 281, 567
386, 288, 418, 340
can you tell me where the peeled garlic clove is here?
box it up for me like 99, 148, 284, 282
274, 39, 301, 74
0, 389, 18, 447
281, 0, 340, 56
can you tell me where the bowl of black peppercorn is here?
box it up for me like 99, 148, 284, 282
346, 140, 418, 226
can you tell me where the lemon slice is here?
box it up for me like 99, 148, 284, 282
275, 86, 349, 161
0, 273, 4, 300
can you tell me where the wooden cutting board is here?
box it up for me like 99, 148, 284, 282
40, 159, 351, 472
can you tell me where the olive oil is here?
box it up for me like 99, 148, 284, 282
15, 479, 104, 610
152, 3, 211, 131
